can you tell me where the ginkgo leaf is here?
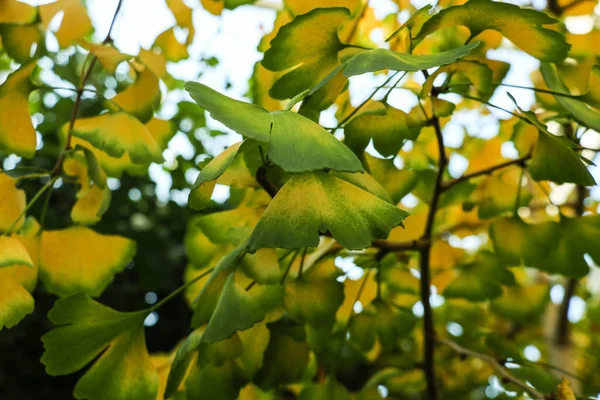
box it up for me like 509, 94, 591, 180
254, 319, 311, 389
540, 63, 600, 132
248, 172, 408, 251
189, 141, 242, 210
185, 82, 363, 173
344, 102, 421, 157
262, 8, 350, 99
298, 378, 349, 400
185, 361, 245, 400
284, 260, 345, 329
331, 170, 394, 203
41, 294, 158, 400
166, 0, 195, 44
0, 236, 33, 268
201, 273, 266, 344
80, 41, 132, 74
0, 63, 36, 158
0, 275, 34, 330
508, 94, 595, 186
40, 0, 92, 49
365, 154, 418, 203
421, 60, 494, 99
240, 249, 281, 284
138, 48, 167, 79
110, 65, 160, 123
415, 0, 570, 62
153, 27, 188, 62
342, 41, 480, 77
66, 112, 163, 164
0, 173, 26, 233
490, 283, 549, 322
0, 0, 37, 24
285, 0, 361, 16
40, 226, 136, 297
164, 329, 204, 398
444, 251, 514, 301
70, 117, 173, 177
63, 154, 111, 225
0, 22, 45, 63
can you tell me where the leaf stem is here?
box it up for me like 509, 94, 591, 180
280, 250, 299, 283
438, 338, 546, 400
514, 166, 526, 216
454, 93, 526, 120
150, 267, 215, 312
297, 247, 307, 280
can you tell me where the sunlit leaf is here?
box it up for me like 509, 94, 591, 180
557, 378, 576, 400
248, 172, 408, 251
40, 226, 136, 297
40, 0, 92, 48
66, 113, 163, 164
41, 294, 158, 400
80, 41, 132, 73
262, 8, 350, 99
0, 63, 36, 158
0, 173, 26, 233
416, 0, 570, 62
153, 27, 188, 62
0, 0, 37, 24
345, 102, 421, 157
186, 82, 363, 173
0, 22, 44, 63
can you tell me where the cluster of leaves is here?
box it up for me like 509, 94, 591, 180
2, 0, 600, 399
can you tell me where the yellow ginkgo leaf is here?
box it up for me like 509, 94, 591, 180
153, 27, 188, 62
0, 218, 40, 330
0, 63, 37, 158
0, 0, 37, 24
69, 117, 173, 177
80, 41, 132, 74
200, 0, 224, 15
0, 173, 26, 233
40, 226, 136, 297
166, 0, 195, 44
40, 0, 92, 49
285, 0, 362, 16
66, 113, 163, 164
0, 23, 44, 63
0, 236, 33, 269
111, 65, 160, 123
0, 276, 34, 330
63, 154, 111, 225
138, 48, 167, 79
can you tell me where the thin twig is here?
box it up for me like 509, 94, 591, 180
51, 0, 123, 176
438, 338, 546, 400
442, 155, 531, 191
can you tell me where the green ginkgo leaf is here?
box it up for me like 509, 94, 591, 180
444, 251, 514, 301
164, 329, 204, 399
262, 7, 349, 99
201, 273, 266, 344
344, 102, 421, 157
416, 0, 570, 62
248, 172, 408, 251
185, 361, 245, 400
189, 141, 242, 210
540, 63, 600, 132
508, 93, 595, 186
342, 41, 480, 77
490, 284, 549, 323
185, 82, 363, 173
41, 294, 158, 400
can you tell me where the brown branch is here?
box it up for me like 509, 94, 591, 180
441, 155, 531, 192
438, 338, 547, 400
52, 0, 123, 176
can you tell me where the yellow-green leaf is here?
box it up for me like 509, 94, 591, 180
66, 112, 163, 164
262, 8, 350, 99
80, 41, 132, 73
40, 226, 136, 297
186, 82, 363, 173
0, 235, 33, 268
0, 63, 36, 158
0, 173, 26, 233
248, 172, 408, 251
110, 65, 160, 123
557, 378, 576, 400
40, 0, 92, 49
416, 0, 570, 62
41, 294, 158, 400
0, 22, 44, 63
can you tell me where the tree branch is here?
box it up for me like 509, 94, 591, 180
438, 338, 546, 400
441, 155, 530, 192
418, 71, 446, 400
52, 0, 123, 176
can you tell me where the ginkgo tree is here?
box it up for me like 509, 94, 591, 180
1, 0, 600, 399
